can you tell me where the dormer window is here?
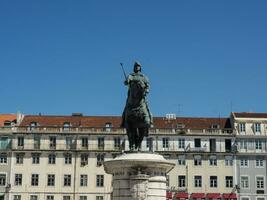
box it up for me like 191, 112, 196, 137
239, 123, 246, 134
211, 124, 220, 129
105, 122, 112, 132
30, 122, 38, 130
4, 121, 11, 127
63, 122, 71, 131
177, 123, 185, 129
255, 123, 261, 134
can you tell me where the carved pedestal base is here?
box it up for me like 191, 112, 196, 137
104, 153, 175, 200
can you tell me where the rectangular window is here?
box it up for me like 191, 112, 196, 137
225, 139, 232, 152
256, 177, 264, 189
49, 136, 56, 149
47, 174, 55, 186
16, 153, 24, 164
178, 138, 185, 149
240, 159, 249, 167
225, 176, 233, 188
0, 153, 7, 164
32, 153, 40, 164
81, 137, 88, 148
194, 176, 202, 187
0, 174, 6, 186
13, 195, 21, 200
17, 136, 24, 147
47, 196, 54, 200
239, 123, 246, 133
48, 154, 56, 164
64, 174, 71, 186
80, 175, 88, 186
30, 195, 38, 200
256, 158, 264, 167
178, 155, 186, 165
79, 196, 87, 200
81, 154, 88, 166
96, 175, 104, 187
114, 137, 121, 150
31, 174, 39, 186
146, 138, 153, 150
255, 123, 261, 133
255, 140, 263, 150
178, 175, 186, 187
64, 154, 72, 164
240, 140, 248, 151
209, 155, 217, 166
97, 154, 105, 166
162, 138, 169, 149
194, 138, 201, 148
63, 196, 71, 200
98, 137, 105, 150
15, 174, 22, 185
194, 155, 202, 166
225, 156, 233, 166
241, 176, 249, 188
209, 139, 216, 152
166, 175, 170, 187
210, 176, 217, 188
66, 137, 73, 149
96, 196, 103, 200
34, 136, 40, 149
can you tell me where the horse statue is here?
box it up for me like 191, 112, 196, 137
121, 62, 153, 151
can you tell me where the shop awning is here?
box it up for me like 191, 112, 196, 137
223, 193, 237, 199
176, 192, 189, 199
191, 193, 206, 199
166, 191, 173, 199
206, 193, 221, 199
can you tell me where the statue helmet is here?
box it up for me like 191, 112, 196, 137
134, 61, 141, 72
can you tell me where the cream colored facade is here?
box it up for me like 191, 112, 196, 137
0, 114, 244, 200
6, 125, 237, 200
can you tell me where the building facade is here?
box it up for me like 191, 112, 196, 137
0, 112, 267, 200
0, 114, 17, 200
232, 113, 267, 200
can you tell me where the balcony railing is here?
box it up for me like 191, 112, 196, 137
0, 127, 13, 133
14, 126, 234, 135
187, 147, 207, 152
11, 144, 125, 152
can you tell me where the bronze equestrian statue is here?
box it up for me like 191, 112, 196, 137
121, 61, 153, 151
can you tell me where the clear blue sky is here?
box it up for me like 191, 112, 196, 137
1, 1, 267, 117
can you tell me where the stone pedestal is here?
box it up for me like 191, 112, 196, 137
104, 152, 175, 200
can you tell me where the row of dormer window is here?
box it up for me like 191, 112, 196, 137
29, 122, 113, 130
238, 123, 263, 133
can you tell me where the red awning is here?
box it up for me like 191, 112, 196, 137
191, 193, 206, 199
176, 193, 189, 199
166, 192, 173, 199
223, 193, 237, 199
206, 193, 221, 199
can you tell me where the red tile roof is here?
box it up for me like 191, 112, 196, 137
20, 115, 231, 129
0, 114, 17, 126
233, 112, 267, 118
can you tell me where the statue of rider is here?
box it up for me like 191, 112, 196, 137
121, 61, 153, 150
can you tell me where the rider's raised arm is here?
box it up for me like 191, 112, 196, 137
124, 74, 133, 86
